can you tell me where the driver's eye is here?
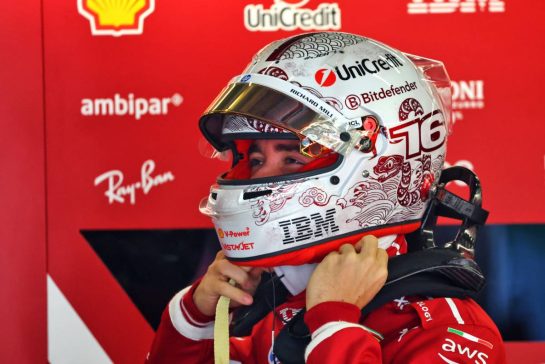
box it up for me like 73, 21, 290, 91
249, 157, 263, 167
285, 157, 304, 165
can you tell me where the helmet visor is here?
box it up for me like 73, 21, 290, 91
199, 73, 361, 156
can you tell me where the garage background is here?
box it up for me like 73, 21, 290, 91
1, 0, 544, 363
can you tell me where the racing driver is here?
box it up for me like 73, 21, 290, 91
146, 32, 506, 363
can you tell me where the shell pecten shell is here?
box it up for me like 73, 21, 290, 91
85, 0, 148, 27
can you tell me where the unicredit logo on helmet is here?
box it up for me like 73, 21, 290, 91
335, 53, 403, 81
314, 68, 336, 87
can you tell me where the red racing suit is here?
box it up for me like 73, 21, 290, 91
146, 281, 506, 364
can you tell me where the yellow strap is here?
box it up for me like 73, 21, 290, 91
214, 279, 235, 364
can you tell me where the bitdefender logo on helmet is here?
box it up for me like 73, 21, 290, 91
244, 0, 341, 32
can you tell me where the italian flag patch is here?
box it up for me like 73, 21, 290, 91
447, 327, 494, 349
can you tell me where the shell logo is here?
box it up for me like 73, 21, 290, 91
77, 0, 155, 37
217, 229, 225, 239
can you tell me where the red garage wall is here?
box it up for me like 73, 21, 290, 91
1, 1, 545, 363
0, 0, 47, 363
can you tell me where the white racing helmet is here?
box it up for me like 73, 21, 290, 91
199, 32, 452, 267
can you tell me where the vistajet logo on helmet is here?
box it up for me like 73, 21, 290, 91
77, 0, 155, 36
244, 0, 341, 32
407, 0, 505, 14
80, 93, 183, 120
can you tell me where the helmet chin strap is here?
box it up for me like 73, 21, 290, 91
273, 234, 398, 296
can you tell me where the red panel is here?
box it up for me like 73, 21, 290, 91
41, 0, 545, 362
0, 0, 47, 363
505, 342, 545, 363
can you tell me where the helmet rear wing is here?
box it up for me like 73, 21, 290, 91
404, 53, 453, 135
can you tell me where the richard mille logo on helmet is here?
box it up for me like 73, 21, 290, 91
80, 93, 183, 120
94, 160, 175, 205
407, 0, 505, 14
244, 0, 341, 32
335, 54, 403, 81
77, 0, 155, 36
278, 208, 340, 244
289, 88, 334, 118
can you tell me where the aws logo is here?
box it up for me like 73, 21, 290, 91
439, 338, 489, 364
78, 0, 155, 37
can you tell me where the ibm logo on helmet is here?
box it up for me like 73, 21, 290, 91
244, 0, 341, 32
407, 0, 505, 14
279, 208, 340, 245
